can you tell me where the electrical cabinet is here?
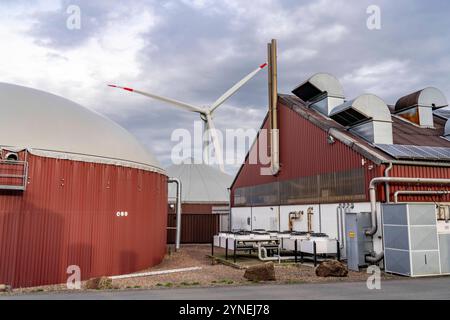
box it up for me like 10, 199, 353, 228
345, 212, 373, 271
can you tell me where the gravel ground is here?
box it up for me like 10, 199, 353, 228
1, 244, 400, 295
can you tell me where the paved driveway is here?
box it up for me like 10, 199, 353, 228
2, 277, 450, 300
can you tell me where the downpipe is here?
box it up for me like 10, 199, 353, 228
336, 204, 343, 249
168, 178, 182, 251
339, 205, 344, 249
384, 162, 393, 203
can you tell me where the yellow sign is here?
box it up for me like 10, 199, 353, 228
349, 231, 356, 238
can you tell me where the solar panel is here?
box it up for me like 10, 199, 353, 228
433, 108, 450, 120
376, 144, 450, 161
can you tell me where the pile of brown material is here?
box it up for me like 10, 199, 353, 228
0, 284, 12, 293
244, 262, 276, 281
315, 260, 348, 277
84, 277, 114, 290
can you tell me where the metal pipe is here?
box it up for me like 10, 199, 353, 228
288, 211, 302, 231
384, 162, 393, 203
382, 159, 450, 168
339, 205, 345, 249
394, 190, 450, 203
336, 204, 342, 246
342, 203, 353, 249
168, 178, 182, 251
366, 177, 450, 237
307, 207, 314, 233
109, 267, 202, 280
365, 252, 384, 264
257, 244, 291, 261
336, 204, 345, 250
268, 39, 279, 176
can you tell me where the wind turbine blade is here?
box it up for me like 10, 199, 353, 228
209, 63, 267, 114
108, 85, 204, 114
205, 114, 225, 173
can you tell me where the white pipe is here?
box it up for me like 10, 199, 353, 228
384, 162, 393, 203
383, 159, 450, 167
257, 244, 293, 262
336, 204, 345, 250
366, 177, 450, 236
258, 245, 277, 261
394, 190, 450, 203
366, 252, 384, 264
168, 178, 182, 250
335, 205, 341, 245
109, 267, 202, 280
339, 204, 344, 249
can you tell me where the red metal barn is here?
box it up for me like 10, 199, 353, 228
230, 73, 450, 276
0, 83, 168, 288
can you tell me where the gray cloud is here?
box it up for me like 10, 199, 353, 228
3, 0, 450, 174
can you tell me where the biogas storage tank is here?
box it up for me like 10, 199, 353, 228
0, 83, 167, 287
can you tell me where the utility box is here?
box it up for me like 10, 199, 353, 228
345, 212, 373, 271
383, 203, 441, 277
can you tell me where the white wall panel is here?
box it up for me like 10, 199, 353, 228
251, 206, 279, 231
231, 207, 251, 231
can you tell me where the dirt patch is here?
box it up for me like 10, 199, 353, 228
1, 244, 401, 295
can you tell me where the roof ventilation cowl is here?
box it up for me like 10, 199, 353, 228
395, 87, 448, 128
329, 94, 393, 145
291, 73, 345, 115
444, 117, 450, 138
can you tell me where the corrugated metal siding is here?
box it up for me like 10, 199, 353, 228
386, 164, 450, 203
0, 153, 167, 288
231, 102, 377, 205
167, 214, 219, 244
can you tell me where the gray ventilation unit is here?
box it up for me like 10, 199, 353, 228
292, 73, 345, 115
329, 94, 393, 144
395, 87, 448, 128
383, 203, 442, 277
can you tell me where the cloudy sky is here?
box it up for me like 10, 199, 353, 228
1, 0, 450, 174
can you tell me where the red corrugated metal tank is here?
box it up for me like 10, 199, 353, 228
0, 83, 168, 288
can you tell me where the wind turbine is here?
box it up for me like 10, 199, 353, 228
109, 63, 267, 173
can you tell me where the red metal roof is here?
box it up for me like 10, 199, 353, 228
281, 94, 450, 155
231, 94, 450, 192
392, 115, 450, 147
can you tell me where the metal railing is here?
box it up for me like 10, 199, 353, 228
0, 160, 28, 191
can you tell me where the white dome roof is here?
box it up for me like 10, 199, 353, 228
307, 73, 345, 98
0, 82, 163, 172
167, 163, 233, 203
330, 93, 392, 123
